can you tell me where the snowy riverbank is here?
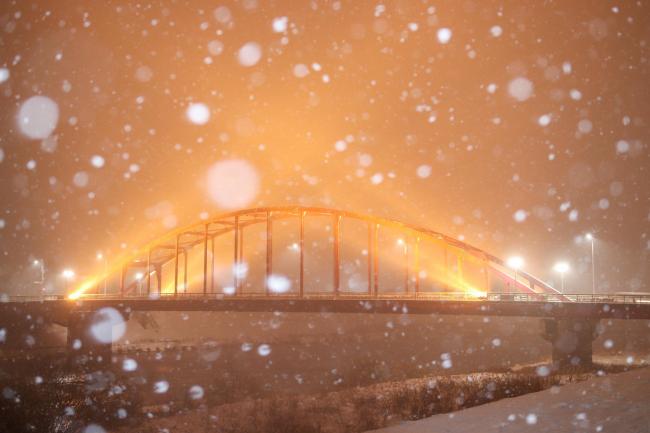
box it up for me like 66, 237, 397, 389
368, 367, 650, 433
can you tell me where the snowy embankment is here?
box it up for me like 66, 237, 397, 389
368, 367, 650, 433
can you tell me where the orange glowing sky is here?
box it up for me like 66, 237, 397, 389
0, 1, 648, 295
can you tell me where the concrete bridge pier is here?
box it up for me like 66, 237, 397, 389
542, 318, 600, 370
67, 311, 114, 369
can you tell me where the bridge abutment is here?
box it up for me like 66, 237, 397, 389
542, 318, 599, 370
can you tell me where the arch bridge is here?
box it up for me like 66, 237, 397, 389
74, 206, 564, 301
4, 207, 649, 370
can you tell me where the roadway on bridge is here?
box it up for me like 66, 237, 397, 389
4, 293, 650, 321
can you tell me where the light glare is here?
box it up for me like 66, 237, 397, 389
506, 256, 524, 270
553, 261, 570, 274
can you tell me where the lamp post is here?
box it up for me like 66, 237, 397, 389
506, 256, 524, 292
97, 252, 108, 294
585, 233, 596, 295
135, 272, 144, 296
553, 261, 570, 293
32, 259, 45, 283
62, 268, 75, 292
397, 238, 408, 291
32, 259, 46, 295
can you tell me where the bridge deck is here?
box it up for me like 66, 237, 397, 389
3, 293, 650, 321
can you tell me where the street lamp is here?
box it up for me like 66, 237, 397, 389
553, 261, 570, 293
585, 233, 596, 295
62, 268, 75, 292
396, 238, 408, 290
97, 252, 108, 294
506, 256, 524, 292
32, 259, 45, 285
135, 272, 144, 295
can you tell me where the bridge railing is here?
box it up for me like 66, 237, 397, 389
12, 292, 649, 305
0, 294, 66, 302
485, 293, 650, 304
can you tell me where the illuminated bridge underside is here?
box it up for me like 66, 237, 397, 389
3, 292, 650, 327
75, 206, 563, 300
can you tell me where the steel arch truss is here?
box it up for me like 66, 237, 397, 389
80, 206, 562, 300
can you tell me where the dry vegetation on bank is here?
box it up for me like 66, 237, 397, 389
127, 370, 599, 433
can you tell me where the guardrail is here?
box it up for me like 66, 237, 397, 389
4, 292, 650, 304
0, 294, 66, 302
485, 293, 650, 304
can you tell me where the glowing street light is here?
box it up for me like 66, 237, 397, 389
62, 268, 75, 292
553, 261, 570, 293
585, 233, 596, 295
553, 261, 570, 273
506, 256, 524, 269
97, 251, 108, 294
32, 259, 45, 286
396, 238, 407, 255
506, 256, 524, 291
134, 272, 144, 295
396, 238, 408, 289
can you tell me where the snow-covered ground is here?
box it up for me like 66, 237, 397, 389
368, 367, 650, 433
